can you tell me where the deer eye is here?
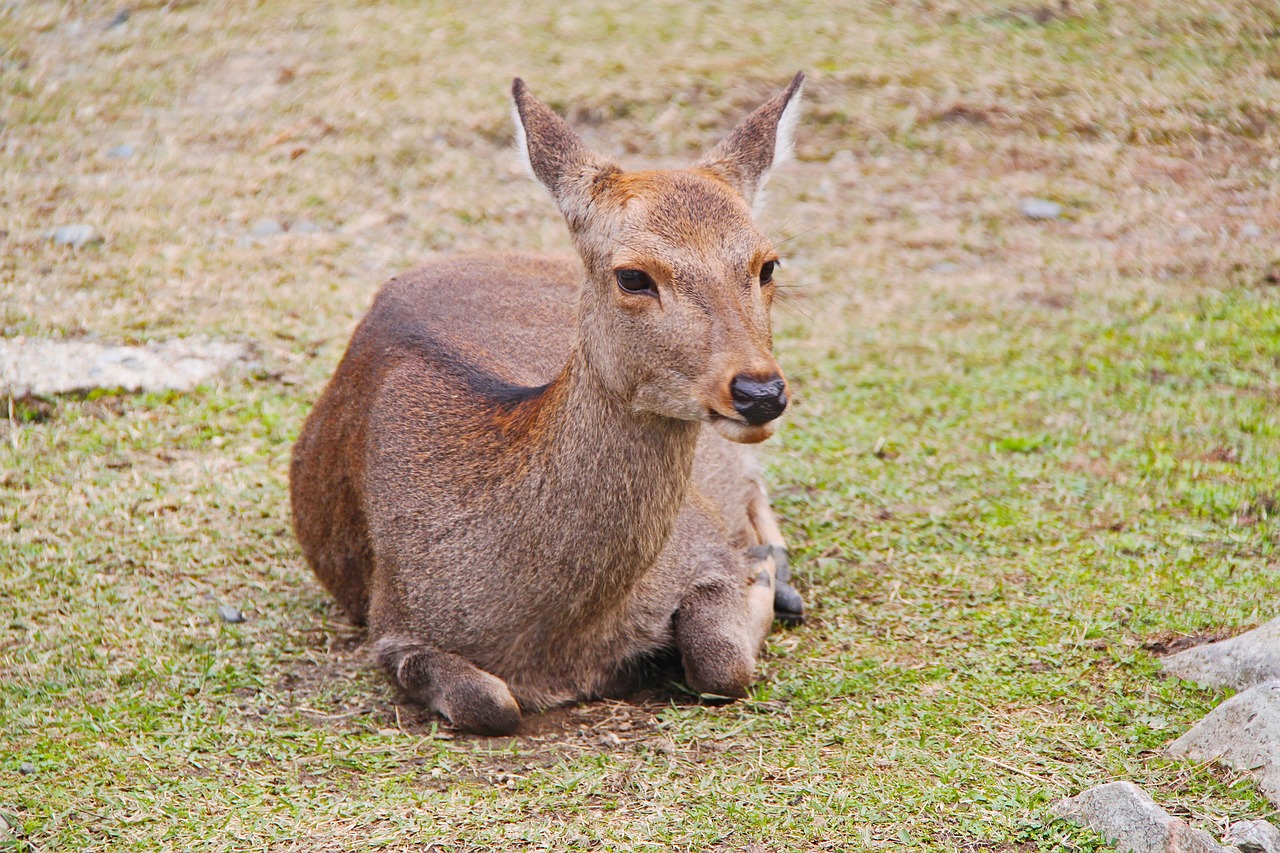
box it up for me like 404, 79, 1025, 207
615, 269, 657, 295
759, 260, 777, 285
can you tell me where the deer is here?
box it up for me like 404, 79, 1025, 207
290, 73, 807, 735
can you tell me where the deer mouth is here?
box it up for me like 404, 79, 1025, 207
708, 411, 779, 444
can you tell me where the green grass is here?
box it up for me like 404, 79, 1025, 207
3, 0, 1280, 850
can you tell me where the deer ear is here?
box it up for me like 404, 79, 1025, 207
512, 79, 617, 220
698, 71, 805, 207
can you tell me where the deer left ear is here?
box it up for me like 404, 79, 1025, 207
698, 71, 805, 208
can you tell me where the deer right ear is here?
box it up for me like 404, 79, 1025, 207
512, 79, 617, 222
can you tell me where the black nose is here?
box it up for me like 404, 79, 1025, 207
730, 375, 788, 425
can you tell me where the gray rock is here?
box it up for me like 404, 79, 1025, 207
48, 224, 102, 249
217, 605, 245, 624
106, 9, 130, 28
1242, 223, 1264, 240
1226, 820, 1280, 853
1163, 617, 1280, 690
1168, 680, 1280, 808
249, 218, 284, 238
18, 762, 35, 775
1020, 197, 1063, 220
0, 337, 250, 396
106, 143, 134, 159
1051, 781, 1234, 853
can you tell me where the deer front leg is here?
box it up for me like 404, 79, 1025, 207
673, 552, 774, 699
373, 636, 522, 735
745, 476, 804, 625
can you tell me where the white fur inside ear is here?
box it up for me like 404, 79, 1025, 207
772, 82, 804, 171
511, 100, 535, 180
752, 84, 804, 217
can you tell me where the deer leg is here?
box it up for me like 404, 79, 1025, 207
674, 550, 774, 699
373, 636, 521, 735
745, 477, 804, 625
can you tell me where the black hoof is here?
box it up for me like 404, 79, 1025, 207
774, 580, 805, 626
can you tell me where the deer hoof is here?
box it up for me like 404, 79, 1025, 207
774, 580, 805, 626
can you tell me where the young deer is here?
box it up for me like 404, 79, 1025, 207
290, 74, 806, 735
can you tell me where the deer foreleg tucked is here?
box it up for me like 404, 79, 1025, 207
673, 547, 773, 699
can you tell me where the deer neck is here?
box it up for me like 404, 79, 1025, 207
510, 340, 700, 597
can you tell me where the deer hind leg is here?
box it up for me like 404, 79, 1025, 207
374, 637, 521, 735
745, 476, 805, 625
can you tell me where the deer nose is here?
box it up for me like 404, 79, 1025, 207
729, 375, 788, 425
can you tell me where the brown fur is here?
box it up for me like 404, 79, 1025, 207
290, 75, 805, 734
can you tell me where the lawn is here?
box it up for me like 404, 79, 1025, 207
2, 0, 1279, 849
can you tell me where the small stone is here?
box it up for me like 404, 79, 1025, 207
217, 605, 245, 624
1163, 617, 1280, 690
1051, 781, 1234, 853
48, 224, 103, 249
249, 218, 284, 238
106, 143, 134, 159
18, 762, 35, 775
1242, 223, 1264, 240
928, 261, 962, 274
291, 219, 323, 234
1168, 680, 1280, 808
1020, 197, 1063, 220
1226, 820, 1280, 853
106, 9, 130, 29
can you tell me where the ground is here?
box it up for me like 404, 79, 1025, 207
2, 1, 1279, 850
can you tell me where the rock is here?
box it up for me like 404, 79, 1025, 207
106, 9, 130, 28
928, 261, 962, 274
1241, 223, 1264, 240
217, 605, 245, 624
106, 143, 135, 159
1226, 820, 1280, 853
0, 337, 250, 396
1163, 617, 1280, 690
18, 762, 35, 775
1168, 680, 1280, 808
1051, 781, 1234, 853
291, 219, 324, 234
249, 218, 284, 238
47, 224, 103, 249
1020, 197, 1063, 220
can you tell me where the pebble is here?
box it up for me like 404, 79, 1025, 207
218, 605, 246, 623
106, 9, 130, 29
1167, 680, 1280, 808
291, 219, 324, 234
48, 224, 103, 249
1242, 222, 1263, 240
106, 144, 134, 159
0, 337, 249, 396
18, 762, 35, 775
249, 218, 284, 238
1226, 820, 1280, 853
1162, 616, 1280, 690
1020, 197, 1063, 220
1052, 781, 1235, 853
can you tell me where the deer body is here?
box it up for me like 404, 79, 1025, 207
291, 76, 805, 734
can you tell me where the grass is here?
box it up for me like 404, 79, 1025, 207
3, 0, 1280, 849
